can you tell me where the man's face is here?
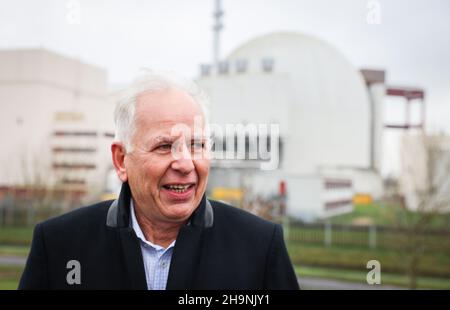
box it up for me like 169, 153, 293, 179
121, 88, 210, 224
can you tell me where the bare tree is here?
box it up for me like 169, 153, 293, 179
7, 146, 74, 226
398, 133, 450, 289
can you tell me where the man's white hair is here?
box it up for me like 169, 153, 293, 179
114, 69, 210, 152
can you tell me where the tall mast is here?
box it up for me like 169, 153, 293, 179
213, 0, 224, 70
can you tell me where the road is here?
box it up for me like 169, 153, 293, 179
299, 277, 405, 290
0, 256, 26, 266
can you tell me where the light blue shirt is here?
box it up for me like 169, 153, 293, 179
130, 200, 175, 290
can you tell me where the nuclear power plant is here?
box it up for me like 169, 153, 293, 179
0, 4, 430, 221
198, 32, 385, 221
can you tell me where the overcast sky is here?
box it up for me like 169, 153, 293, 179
1, 0, 449, 176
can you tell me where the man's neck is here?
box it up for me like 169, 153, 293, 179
133, 204, 183, 249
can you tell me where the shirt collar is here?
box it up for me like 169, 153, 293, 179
130, 199, 175, 251
106, 182, 213, 229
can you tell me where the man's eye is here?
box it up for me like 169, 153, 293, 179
157, 144, 172, 151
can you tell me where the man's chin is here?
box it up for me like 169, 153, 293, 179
160, 201, 197, 222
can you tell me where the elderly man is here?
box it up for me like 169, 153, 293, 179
19, 72, 299, 290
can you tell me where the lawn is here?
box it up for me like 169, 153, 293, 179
0, 265, 24, 290
0, 226, 31, 290
0, 226, 33, 246
0, 245, 29, 257
326, 202, 450, 228
287, 224, 450, 252
287, 242, 450, 278
295, 265, 450, 289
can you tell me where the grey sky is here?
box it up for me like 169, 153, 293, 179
1, 0, 449, 175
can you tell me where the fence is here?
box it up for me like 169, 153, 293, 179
286, 222, 450, 252
0, 196, 80, 227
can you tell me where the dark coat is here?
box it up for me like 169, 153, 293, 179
19, 182, 299, 290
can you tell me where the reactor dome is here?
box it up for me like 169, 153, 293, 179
200, 32, 372, 174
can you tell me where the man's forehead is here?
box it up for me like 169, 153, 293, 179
140, 117, 205, 134
136, 89, 203, 119
136, 106, 204, 135
134, 90, 206, 141
136, 107, 203, 124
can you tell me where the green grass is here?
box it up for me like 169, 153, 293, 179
0, 265, 24, 290
0, 227, 33, 246
324, 202, 450, 228
287, 243, 450, 278
295, 265, 450, 289
287, 226, 450, 252
328, 203, 396, 226
0, 280, 19, 290
0, 245, 30, 257
287, 202, 450, 253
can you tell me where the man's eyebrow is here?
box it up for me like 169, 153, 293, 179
150, 134, 208, 144
148, 136, 175, 145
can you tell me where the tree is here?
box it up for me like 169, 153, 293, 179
398, 132, 450, 289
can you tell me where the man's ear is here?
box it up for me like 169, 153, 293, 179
111, 142, 128, 182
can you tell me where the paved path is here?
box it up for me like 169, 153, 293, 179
299, 277, 405, 290
0, 256, 26, 266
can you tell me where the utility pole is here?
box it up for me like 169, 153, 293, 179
212, 0, 224, 70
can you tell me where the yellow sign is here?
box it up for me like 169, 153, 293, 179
211, 187, 243, 201
353, 194, 373, 205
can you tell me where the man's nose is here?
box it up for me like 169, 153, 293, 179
171, 142, 195, 174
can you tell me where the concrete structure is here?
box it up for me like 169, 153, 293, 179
0, 49, 114, 202
198, 32, 385, 221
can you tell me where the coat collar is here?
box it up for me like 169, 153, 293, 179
106, 182, 214, 229
106, 181, 214, 289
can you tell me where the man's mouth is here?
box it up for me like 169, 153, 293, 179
162, 183, 195, 193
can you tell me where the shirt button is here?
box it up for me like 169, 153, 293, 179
160, 261, 167, 268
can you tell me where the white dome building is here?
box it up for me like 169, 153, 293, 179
198, 32, 384, 221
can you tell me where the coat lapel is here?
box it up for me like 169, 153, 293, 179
118, 227, 148, 290
107, 182, 147, 290
166, 195, 213, 290
166, 225, 204, 289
